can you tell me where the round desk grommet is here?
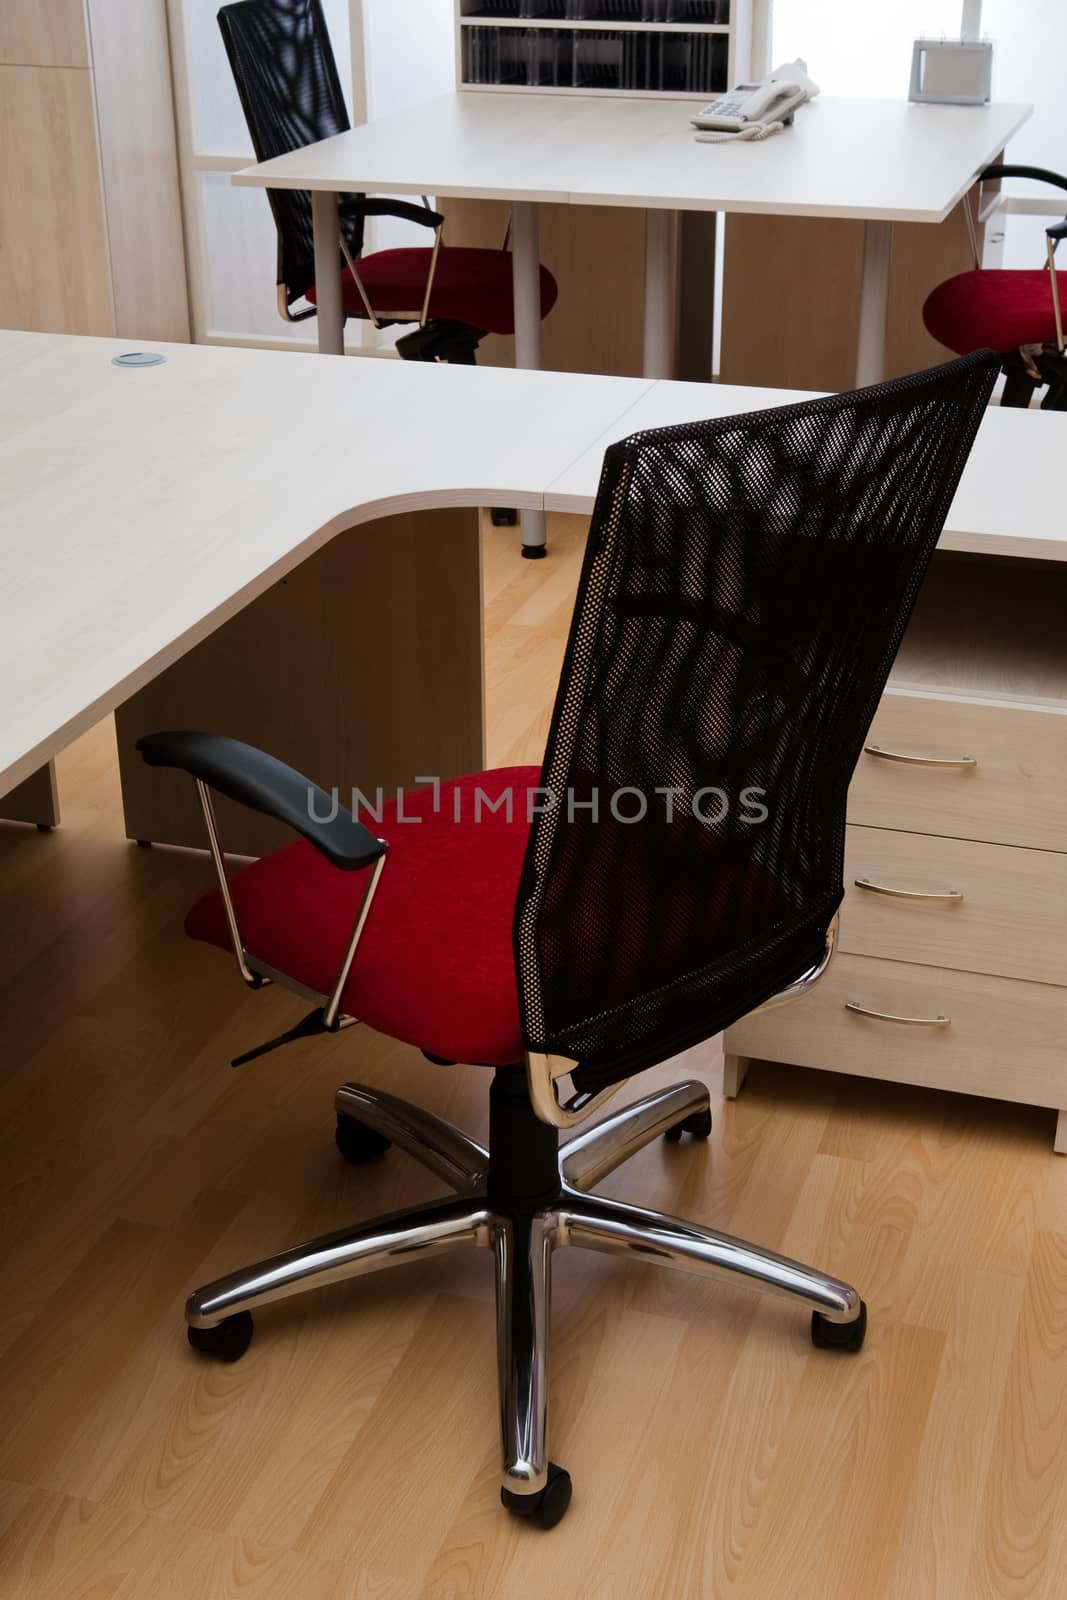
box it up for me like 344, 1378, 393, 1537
112, 351, 167, 369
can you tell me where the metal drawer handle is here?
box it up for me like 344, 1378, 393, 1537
845, 1000, 950, 1026
855, 877, 964, 903
864, 744, 976, 768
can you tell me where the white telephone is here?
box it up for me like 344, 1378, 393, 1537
691, 60, 819, 143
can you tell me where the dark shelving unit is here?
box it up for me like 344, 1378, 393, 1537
457, 0, 749, 98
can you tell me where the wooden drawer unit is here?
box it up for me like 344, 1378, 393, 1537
725, 551, 1067, 1152
841, 827, 1067, 988
849, 692, 1067, 852
727, 953, 1067, 1116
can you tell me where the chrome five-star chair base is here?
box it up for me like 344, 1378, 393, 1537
185, 1066, 866, 1529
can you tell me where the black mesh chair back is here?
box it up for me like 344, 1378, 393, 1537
218, 0, 362, 308
515, 352, 999, 1098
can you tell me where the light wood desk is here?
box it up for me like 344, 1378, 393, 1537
3, 331, 1062, 1144
235, 91, 1030, 388
0, 332, 651, 849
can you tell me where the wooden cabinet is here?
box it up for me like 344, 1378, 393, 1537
0, 0, 89, 67
0, 0, 189, 343
719, 198, 985, 391
724, 549, 1067, 1151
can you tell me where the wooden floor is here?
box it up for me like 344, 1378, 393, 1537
2, 514, 1067, 1598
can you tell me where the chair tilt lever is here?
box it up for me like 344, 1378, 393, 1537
229, 1004, 344, 1068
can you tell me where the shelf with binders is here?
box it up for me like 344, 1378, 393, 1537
460, 3, 729, 21
461, 24, 728, 92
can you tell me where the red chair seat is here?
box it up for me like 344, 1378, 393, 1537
923, 268, 1066, 355
186, 768, 540, 1068
306, 246, 557, 337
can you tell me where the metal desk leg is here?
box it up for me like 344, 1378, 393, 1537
855, 219, 894, 389
312, 189, 345, 357
511, 201, 547, 558
643, 208, 680, 379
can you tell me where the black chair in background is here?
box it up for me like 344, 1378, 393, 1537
924, 163, 1067, 410
140, 351, 998, 1528
218, 0, 558, 365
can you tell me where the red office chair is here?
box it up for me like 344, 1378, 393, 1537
138, 352, 998, 1528
219, 0, 558, 365
923, 164, 1067, 410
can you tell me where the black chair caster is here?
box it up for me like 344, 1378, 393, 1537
664, 1107, 712, 1143
811, 1300, 867, 1353
188, 1310, 254, 1363
490, 508, 519, 527
500, 1462, 572, 1529
335, 1113, 392, 1165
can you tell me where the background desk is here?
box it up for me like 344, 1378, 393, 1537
235, 93, 1030, 390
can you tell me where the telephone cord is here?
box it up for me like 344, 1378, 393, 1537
693, 119, 786, 144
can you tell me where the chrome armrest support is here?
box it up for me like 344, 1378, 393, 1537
339, 220, 445, 333
323, 852, 387, 1029
525, 917, 838, 1131
194, 777, 387, 1032
196, 780, 262, 991
277, 284, 318, 323
746, 914, 839, 1018
964, 183, 982, 272
525, 1052, 622, 1132
1046, 233, 1065, 353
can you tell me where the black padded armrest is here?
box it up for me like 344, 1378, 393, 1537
980, 163, 1067, 195
137, 732, 386, 871
345, 197, 444, 231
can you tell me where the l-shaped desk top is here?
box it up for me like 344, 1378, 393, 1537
1, 330, 1061, 799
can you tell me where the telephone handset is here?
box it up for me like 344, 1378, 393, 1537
691, 60, 819, 143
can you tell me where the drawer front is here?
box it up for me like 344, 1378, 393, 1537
842, 827, 1067, 988
849, 693, 1067, 851
725, 954, 1067, 1111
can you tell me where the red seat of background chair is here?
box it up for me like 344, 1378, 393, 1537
923, 268, 1067, 355
306, 246, 558, 337
186, 768, 539, 1067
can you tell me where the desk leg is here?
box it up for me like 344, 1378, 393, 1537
511, 201, 543, 371
115, 508, 485, 856
510, 201, 547, 557
643, 209, 680, 380
855, 220, 894, 389
312, 189, 345, 357
1, 761, 60, 829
